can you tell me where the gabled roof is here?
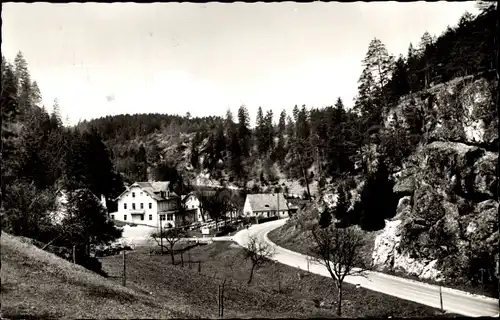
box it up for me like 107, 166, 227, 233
114, 181, 178, 201
181, 192, 198, 202
246, 193, 289, 212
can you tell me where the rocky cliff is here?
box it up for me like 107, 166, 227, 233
371, 73, 498, 292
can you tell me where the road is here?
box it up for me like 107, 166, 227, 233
233, 218, 499, 317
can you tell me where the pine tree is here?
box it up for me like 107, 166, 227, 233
285, 115, 295, 150
256, 106, 266, 155
14, 51, 33, 117
50, 98, 63, 129
225, 108, 234, 136
356, 38, 394, 139
237, 105, 251, 157
361, 38, 395, 103
30, 81, 42, 107
1, 59, 21, 186
418, 31, 434, 87
264, 109, 274, 153
407, 43, 420, 92
354, 68, 377, 117
292, 105, 300, 123
334, 187, 349, 224
275, 110, 287, 164
390, 55, 411, 101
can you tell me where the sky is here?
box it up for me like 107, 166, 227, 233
2, 2, 479, 127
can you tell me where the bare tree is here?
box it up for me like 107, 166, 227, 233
310, 225, 370, 316
242, 235, 275, 284
150, 227, 186, 264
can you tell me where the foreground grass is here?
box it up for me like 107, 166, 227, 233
0, 232, 195, 319
102, 241, 441, 318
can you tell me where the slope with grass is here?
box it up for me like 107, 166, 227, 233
0, 232, 195, 319
100, 241, 442, 318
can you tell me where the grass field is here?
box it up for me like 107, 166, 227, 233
0, 232, 195, 319
101, 241, 443, 318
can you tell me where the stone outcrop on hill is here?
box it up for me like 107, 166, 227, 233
371, 75, 498, 289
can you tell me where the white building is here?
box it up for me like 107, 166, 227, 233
243, 193, 289, 218
181, 192, 204, 222
111, 181, 196, 228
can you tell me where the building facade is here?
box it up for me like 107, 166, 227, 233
243, 193, 289, 218
181, 193, 204, 222
112, 181, 194, 228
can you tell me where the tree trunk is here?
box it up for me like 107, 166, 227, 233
337, 283, 343, 316
247, 264, 256, 284
170, 248, 175, 265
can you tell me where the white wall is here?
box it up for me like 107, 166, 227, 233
184, 195, 203, 222
115, 186, 159, 227
243, 197, 254, 216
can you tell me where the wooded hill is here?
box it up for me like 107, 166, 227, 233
74, 6, 497, 194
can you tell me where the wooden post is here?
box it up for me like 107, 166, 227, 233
439, 286, 443, 312
160, 220, 163, 255
278, 270, 281, 293
221, 278, 226, 318
72, 245, 76, 264
181, 252, 184, 267
218, 284, 221, 317
275, 261, 281, 293
122, 250, 126, 287
189, 251, 192, 269
307, 258, 310, 273
198, 261, 201, 273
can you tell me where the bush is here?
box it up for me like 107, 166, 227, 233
215, 225, 237, 237
1, 182, 58, 242
257, 216, 279, 224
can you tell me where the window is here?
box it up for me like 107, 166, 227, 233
132, 192, 135, 198
132, 203, 136, 210
111, 215, 115, 220
124, 215, 127, 220
140, 203, 144, 209
140, 215, 144, 221
167, 214, 173, 220
192, 205, 195, 209
160, 214, 166, 221
124, 203, 127, 209
149, 203, 152, 209
149, 214, 152, 220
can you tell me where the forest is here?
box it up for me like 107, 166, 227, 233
75, 6, 496, 190
1, 4, 497, 276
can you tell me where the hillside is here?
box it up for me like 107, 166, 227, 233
270, 72, 499, 298
0, 232, 194, 319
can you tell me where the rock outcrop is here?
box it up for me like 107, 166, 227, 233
372, 75, 498, 287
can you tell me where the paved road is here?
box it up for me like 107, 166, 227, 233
233, 218, 499, 317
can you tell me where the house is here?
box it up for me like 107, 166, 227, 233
181, 192, 204, 222
243, 193, 289, 218
111, 181, 196, 228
